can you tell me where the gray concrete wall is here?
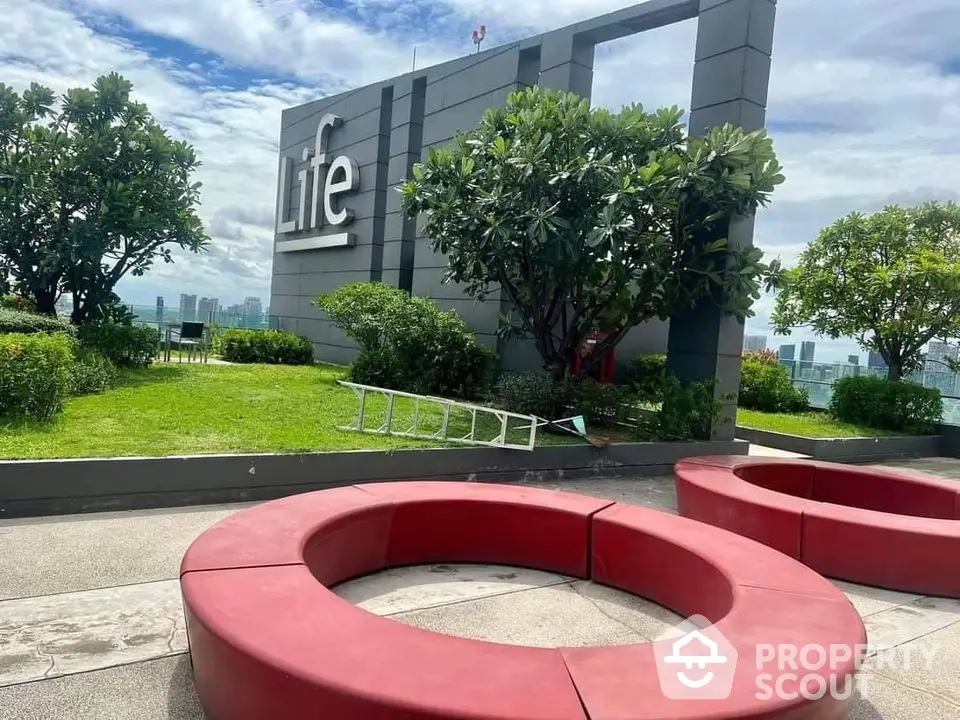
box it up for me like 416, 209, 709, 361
734, 426, 942, 463
269, 0, 772, 384
939, 424, 960, 458
0, 439, 747, 518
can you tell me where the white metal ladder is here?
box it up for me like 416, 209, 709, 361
336, 380, 540, 450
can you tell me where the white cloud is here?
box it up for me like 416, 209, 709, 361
3, 0, 959, 361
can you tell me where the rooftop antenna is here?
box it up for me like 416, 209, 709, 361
472, 24, 487, 54
412, 45, 417, 73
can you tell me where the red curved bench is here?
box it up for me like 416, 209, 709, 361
181, 481, 865, 720
675, 456, 960, 598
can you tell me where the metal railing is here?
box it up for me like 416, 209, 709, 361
125, 304, 272, 331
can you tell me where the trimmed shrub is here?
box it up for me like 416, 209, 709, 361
349, 345, 402, 389
0, 294, 37, 312
218, 328, 314, 365
0, 308, 76, 336
627, 353, 667, 401
0, 332, 75, 422
317, 282, 496, 400
494, 373, 636, 426
738, 358, 808, 413
77, 322, 158, 368
495, 372, 570, 419
830, 376, 942, 435
567, 377, 637, 426
636, 375, 723, 442
69, 351, 118, 396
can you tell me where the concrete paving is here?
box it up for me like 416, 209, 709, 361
1, 458, 959, 718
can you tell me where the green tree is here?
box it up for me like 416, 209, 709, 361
771, 202, 960, 381
400, 87, 784, 381
0, 73, 209, 322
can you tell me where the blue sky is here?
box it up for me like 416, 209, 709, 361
4, 0, 960, 362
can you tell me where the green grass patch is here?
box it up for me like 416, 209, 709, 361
0, 363, 632, 460
736, 409, 904, 438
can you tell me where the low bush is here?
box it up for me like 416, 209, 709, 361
317, 282, 496, 400
493, 373, 636, 426
0, 294, 37, 312
77, 322, 158, 368
636, 375, 724, 442
829, 376, 942, 434
0, 308, 76, 336
0, 332, 75, 422
495, 370, 724, 441
495, 372, 571, 419
567, 377, 637, 426
627, 353, 667, 401
738, 357, 808, 413
69, 351, 118, 396
349, 345, 401, 389
218, 328, 314, 365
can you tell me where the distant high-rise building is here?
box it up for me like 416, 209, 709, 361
243, 296, 263, 325
798, 340, 816, 376
925, 340, 958, 372
198, 297, 220, 324
744, 335, 767, 352
179, 293, 197, 322
847, 355, 859, 366
155, 296, 164, 325
867, 350, 886, 370
779, 344, 796, 361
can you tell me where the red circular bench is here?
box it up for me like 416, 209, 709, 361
181, 481, 865, 720
675, 456, 960, 598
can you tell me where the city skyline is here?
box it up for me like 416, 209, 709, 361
123, 289, 954, 367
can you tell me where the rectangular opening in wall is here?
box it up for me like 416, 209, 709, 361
590, 18, 695, 119
518, 46, 541, 89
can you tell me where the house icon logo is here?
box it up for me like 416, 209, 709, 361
653, 615, 739, 700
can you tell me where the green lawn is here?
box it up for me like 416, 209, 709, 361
0, 363, 629, 460
736, 408, 901, 438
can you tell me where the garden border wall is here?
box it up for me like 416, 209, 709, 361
0, 439, 747, 518
734, 426, 942, 462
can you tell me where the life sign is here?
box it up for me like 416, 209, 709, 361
275, 114, 359, 251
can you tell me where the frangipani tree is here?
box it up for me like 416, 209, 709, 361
0, 73, 208, 322
772, 202, 960, 381
401, 87, 784, 381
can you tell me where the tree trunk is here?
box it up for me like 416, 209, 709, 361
887, 364, 902, 382
32, 288, 57, 316
548, 360, 567, 384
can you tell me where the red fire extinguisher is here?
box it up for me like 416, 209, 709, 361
570, 329, 617, 383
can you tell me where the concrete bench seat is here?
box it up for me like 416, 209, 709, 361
181, 481, 865, 719
675, 456, 960, 598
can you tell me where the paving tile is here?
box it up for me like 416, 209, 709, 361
532, 475, 679, 513
0, 580, 186, 687
392, 581, 648, 648
0, 654, 202, 720
862, 595, 960, 653
834, 580, 922, 618
861, 619, 960, 706
870, 458, 960, 482
334, 563, 571, 616
0, 503, 251, 600
567, 580, 682, 640
849, 670, 960, 719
